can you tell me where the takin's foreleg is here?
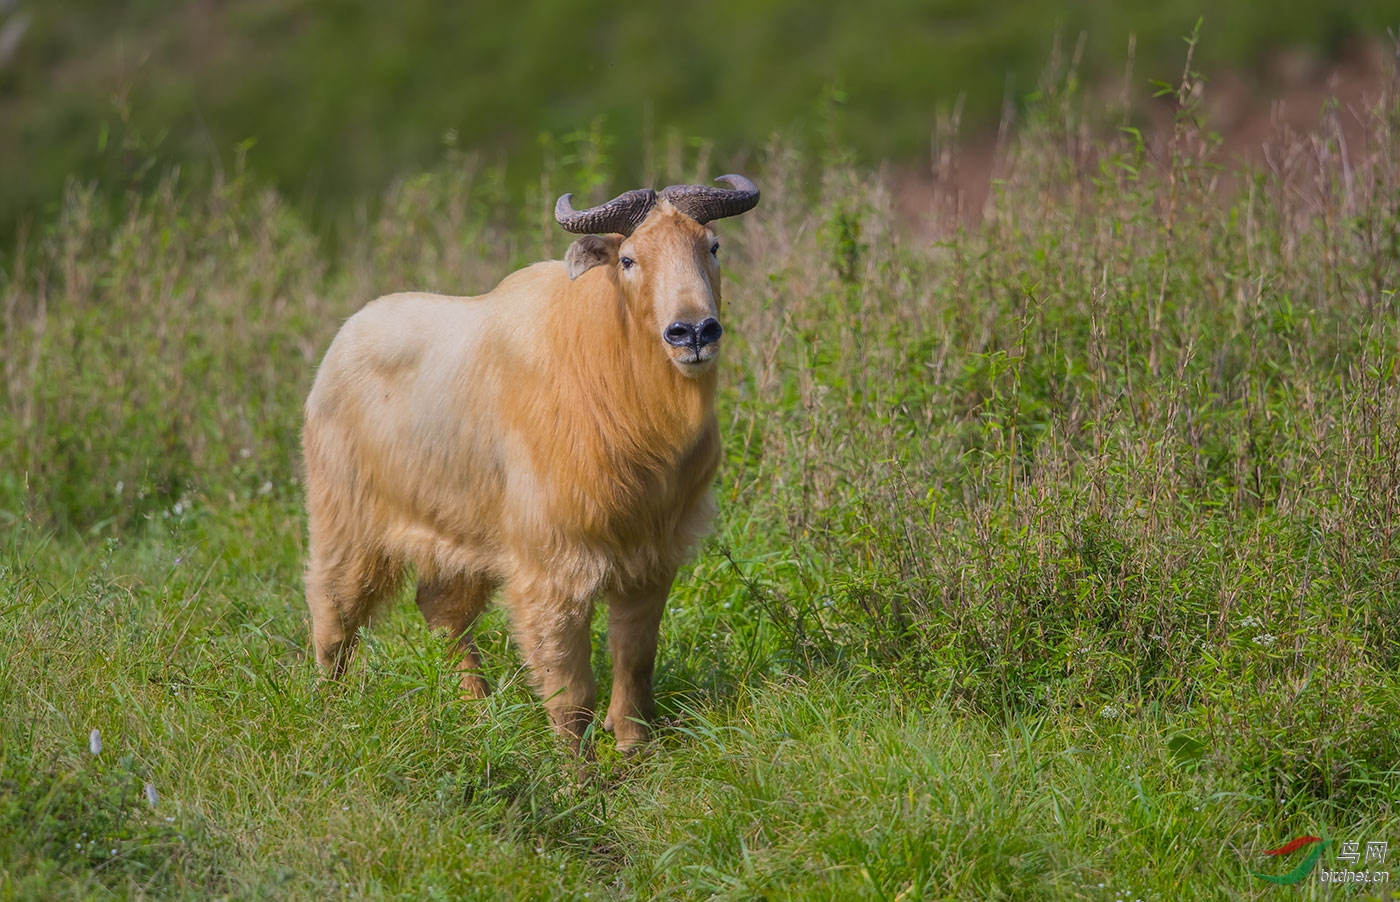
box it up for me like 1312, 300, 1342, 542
603, 577, 671, 751
505, 583, 598, 751
415, 572, 497, 699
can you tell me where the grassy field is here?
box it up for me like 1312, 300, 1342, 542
3, 58, 1400, 899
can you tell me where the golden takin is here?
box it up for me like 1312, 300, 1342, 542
302, 176, 760, 750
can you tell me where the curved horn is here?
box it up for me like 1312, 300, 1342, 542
659, 174, 761, 224
554, 187, 658, 235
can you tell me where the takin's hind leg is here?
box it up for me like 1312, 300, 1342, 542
415, 572, 496, 698
305, 544, 400, 680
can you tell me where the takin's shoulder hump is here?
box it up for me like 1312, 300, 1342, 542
485, 260, 573, 304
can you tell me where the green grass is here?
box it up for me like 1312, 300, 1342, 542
3, 60, 1400, 899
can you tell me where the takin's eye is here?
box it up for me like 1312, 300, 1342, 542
710, 241, 720, 256
620, 256, 636, 271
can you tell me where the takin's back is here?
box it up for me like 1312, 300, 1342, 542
302, 261, 576, 580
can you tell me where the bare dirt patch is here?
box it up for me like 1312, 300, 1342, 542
896, 38, 1397, 236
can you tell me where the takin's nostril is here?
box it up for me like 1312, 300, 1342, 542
664, 322, 697, 347
696, 317, 723, 346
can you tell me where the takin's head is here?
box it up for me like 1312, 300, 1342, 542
555, 175, 760, 376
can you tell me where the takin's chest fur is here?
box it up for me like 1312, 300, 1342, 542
490, 324, 723, 594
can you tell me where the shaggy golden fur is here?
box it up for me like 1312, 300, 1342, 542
303, 200, 726, 750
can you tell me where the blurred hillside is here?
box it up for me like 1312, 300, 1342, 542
2, 0, 1398, 246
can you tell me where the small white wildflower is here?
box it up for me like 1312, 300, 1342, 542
239, 448, 252, 459
1253, 634, 1277, 647
1099, 705, 1119, 720
259, 480, 274, 495
1239, 615, 1260, 629
145, 783, 158, 808
114, 480, 124, 495
165, 816, 175, 823
173, 501, 184, 516
89, 729, 102, 755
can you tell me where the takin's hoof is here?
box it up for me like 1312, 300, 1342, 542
603, 715, 652, 754
457, 673, 491, 700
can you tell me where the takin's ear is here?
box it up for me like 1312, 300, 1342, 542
565, 234, 621, 279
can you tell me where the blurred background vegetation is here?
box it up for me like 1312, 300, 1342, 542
2, 0, 1399, 250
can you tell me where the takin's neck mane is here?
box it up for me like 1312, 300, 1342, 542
514, 261, 720, 536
